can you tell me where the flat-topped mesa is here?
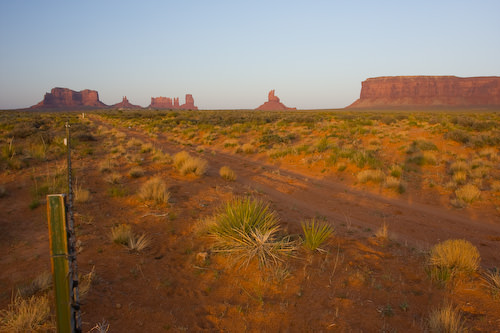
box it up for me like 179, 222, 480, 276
110, 96, 142, 109
348, 76, 500, 108
256, 89, 296, 111
149, 94, 198, 110
31, 87, 108, 109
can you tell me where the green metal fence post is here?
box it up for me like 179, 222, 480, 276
47, 194, 72, 333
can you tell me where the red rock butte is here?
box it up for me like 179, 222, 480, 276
110, 96, 142, 109
255, 90, 296, 111
348, 76, 500, 108
149, 94, 198, 110
31, 87, 107, 109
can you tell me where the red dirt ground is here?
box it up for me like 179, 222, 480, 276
1, 113, 499, 331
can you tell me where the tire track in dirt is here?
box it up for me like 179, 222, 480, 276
90, 115, 500, 267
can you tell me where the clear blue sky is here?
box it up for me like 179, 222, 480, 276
1, 0, 499, 109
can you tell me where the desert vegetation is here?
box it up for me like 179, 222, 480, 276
1, 109, 500, 331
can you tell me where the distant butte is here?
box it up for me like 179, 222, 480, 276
348, 76, 500, 108
110, 96, 142, 109
149, 94, 198, 110
31, 87, 107, 109
255, 90, 296, 111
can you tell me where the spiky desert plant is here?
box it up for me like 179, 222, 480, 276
111, 224, 133, 245
429, 239, 480, 284
0, 295, 51, 332
209, 197, 295, 268
455, 184, 480, 203
138, 177, 170, 204
127, 234, 151, 252
481, 268, 500, 297
219, 166, 236, 181
428, 304, 467, 333
301, 218, 333, 251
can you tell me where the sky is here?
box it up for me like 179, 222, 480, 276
1, 0, 499, 110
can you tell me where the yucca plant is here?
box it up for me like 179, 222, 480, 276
481, 268, 500, 297
209, 197, 295, 268
301, 218, 333, 251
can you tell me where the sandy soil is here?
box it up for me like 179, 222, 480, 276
1, 113, 499, 332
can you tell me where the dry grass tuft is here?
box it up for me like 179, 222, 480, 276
375, 222, 389, 240
0, 294, 52, 332
357, 169, 385, 184
174, 151, 208, 176
138, 177, 170, 204
455, 184, 480, 204
104, 172, 122, 184
219, 166, 236, 181
129, 167, 144, 178
428, 304, 468, 333
384, 176, 406, 193
490, 180, 500, 192
241, 143, 255, 154
111, 224, 150, 253
79, 266, 96, 300
111, 224, 133, 245
74, 185, 91, 203
429, 239, 480, 285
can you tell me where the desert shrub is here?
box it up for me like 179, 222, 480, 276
140, 143, 153, 153
129, 167, 144, 178
429, 239, 480, 284
241, 143, 255, 154
111, 224, 133, 245
301, 218, 333, 251
74, 186, 91, 203
315, 137, 330, 152
479, 147, 498, 161
449, 161, 469, 174
18, 271, 52, 298
0, 295, 51, 332
138, 177, 170, 204
173, 151, 190, 169
104, 172, 121, 184
357, 169, 385, 184
209, 197, 296, 268
445, 129, 470, 144
110, 224, 150, 252
179, 156, 207, 176
452, 171, 467, 185
455, 184, 480, 203
390, 164, 403, 178
385, 176, 406, 193
0, 185, 7, 198
428, 304, 467, 333
98, 160, 113, 173
491, 180, 500, 192
407, 151, 437, 166
219, 166, 236, 181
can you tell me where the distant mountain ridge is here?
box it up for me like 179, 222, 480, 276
348, 76, 500, 108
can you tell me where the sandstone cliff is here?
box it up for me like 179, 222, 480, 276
110, 96, 142, 109
348, 76, 500, 108
255, 90, 296, 111
31, 87, 108, 109
149, 94, 198, 110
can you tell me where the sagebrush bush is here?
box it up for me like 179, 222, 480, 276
209, 197, 295, 268
139, 177, 170, 204
301, 219, 333, 251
